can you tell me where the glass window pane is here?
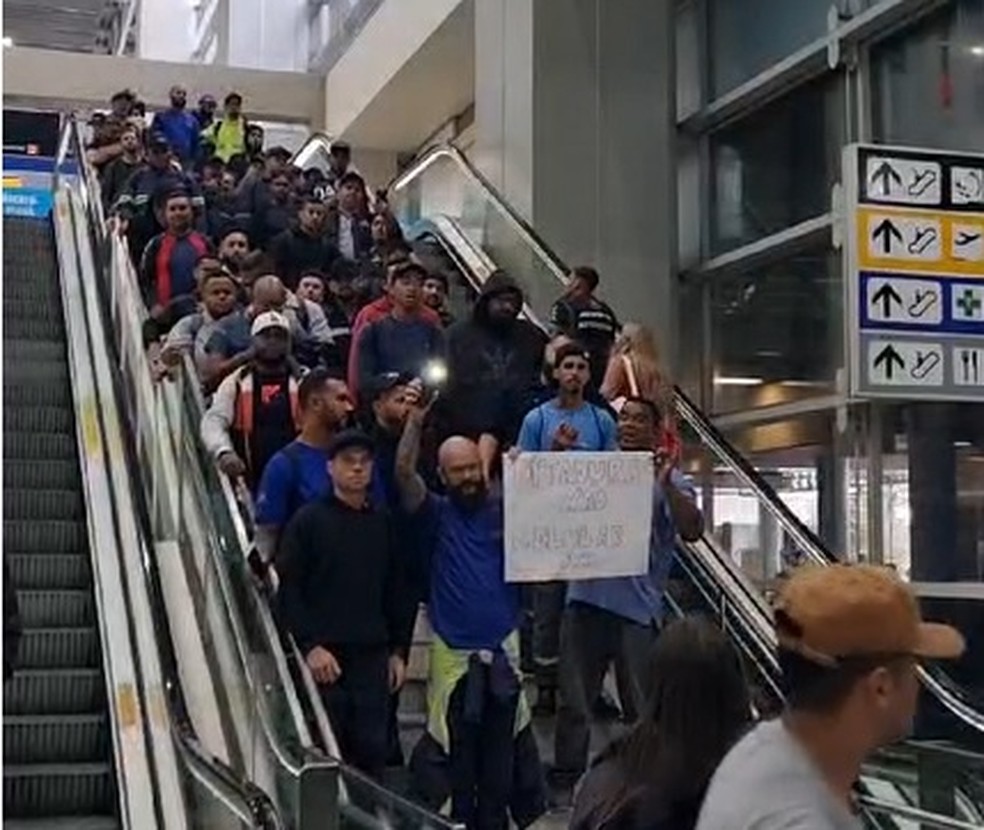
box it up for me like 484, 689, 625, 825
710, 78, 842, 255
708, 0, 830, 98
710, 246, 842, 413
872, 0, 984, 153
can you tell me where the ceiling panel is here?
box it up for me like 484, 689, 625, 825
4, 0, 109, 53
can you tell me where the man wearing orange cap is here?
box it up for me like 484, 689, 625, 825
697, 564, 965, 830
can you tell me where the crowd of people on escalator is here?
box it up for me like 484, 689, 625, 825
91, 85, 969, 830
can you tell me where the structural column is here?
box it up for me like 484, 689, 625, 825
474, 0, 677, 363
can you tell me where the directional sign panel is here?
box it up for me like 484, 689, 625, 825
846, 144, 984, 401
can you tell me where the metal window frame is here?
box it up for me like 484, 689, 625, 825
679, 0, 950, 134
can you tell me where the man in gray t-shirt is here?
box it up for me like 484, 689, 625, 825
697, 719, 858, 830
697, 564, 965, 830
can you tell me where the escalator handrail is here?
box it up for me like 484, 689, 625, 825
63, 116, 286, 830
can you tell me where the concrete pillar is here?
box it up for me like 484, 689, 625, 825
473, 0, 677, 364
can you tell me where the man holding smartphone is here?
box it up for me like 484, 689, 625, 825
550, 396, 704, 799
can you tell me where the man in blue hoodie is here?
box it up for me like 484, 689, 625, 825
151, 86, 200, 168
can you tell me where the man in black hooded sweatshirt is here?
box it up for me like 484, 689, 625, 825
444, 271, 547, 480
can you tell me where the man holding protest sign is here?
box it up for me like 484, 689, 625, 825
396, 398, 546, 830
516, 342, 618, 717
550, 396, 703, 796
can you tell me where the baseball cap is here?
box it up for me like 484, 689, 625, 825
369, 371, 415, 402
327, 428, 375, 460
774, 564, 965, 666
338, 170, 365, 189
251, 310, 291, 337
148, 135, 170, 153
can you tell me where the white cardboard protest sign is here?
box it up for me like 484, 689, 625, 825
503, 451, 654, 582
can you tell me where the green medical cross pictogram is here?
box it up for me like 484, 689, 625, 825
956, 289, 983, 319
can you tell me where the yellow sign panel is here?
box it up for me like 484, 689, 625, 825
3, 177, 24, 188
857, 206, 984, 277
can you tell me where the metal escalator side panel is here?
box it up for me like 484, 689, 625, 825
50, 189, 158, 829
66, 114, 290, 830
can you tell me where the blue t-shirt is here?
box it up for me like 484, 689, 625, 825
255, 440, 387, 526
566, 470, 696, 626
423, 493, 520, 651
516, 400, 618, 452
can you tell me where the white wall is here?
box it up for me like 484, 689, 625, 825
3, 48, 326, 125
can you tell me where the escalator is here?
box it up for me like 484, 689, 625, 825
0, 122, 301, 829
3, 217, 117, 827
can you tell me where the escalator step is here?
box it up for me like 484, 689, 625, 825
3, 763, 114, 818
5, 817, 119, 830
3, 433, 77, 460
4, 490, 85, 521
2, 280, 62, 303
18, 592, 94, 628
18, 629, 99, 669
2, 318, 66, 341
4, 522, 87, 554
3, 360, 70, 386
4, 341, 67, 364
4, 669, 106, 715
7, 555, 90, 591
4, 715, 108, 764
5, 461, 81, 491
2, 299, 66, 324
1, 381, 72, 407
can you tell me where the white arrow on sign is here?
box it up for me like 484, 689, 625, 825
865, 156, 942, 206
867, 339, 944, 387
865, 276, 942, 326
866, 213, 941, 262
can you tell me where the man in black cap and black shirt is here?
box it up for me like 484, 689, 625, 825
277, 429, 416, 779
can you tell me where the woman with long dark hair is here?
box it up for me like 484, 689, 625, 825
570, 617, 751, 830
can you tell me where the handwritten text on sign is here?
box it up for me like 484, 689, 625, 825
504, 452, 654, 582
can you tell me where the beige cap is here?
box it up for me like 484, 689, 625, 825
774, 564, 965, 666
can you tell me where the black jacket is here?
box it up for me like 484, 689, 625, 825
269, 227, 341, 290
444, 272, 547, 443
277, 495, 415, 658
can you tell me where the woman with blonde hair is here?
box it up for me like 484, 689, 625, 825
600, 323, 680, 460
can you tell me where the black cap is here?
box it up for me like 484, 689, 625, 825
369, 371, 415, 402
338, 170, 365, 188
149, 135, 170, 153
327, 428, 375, 460
266, 145, 291, 161
331, 140, 352, 154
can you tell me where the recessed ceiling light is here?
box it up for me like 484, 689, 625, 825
971, 45, 984, 57
2, 37, 14, 48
